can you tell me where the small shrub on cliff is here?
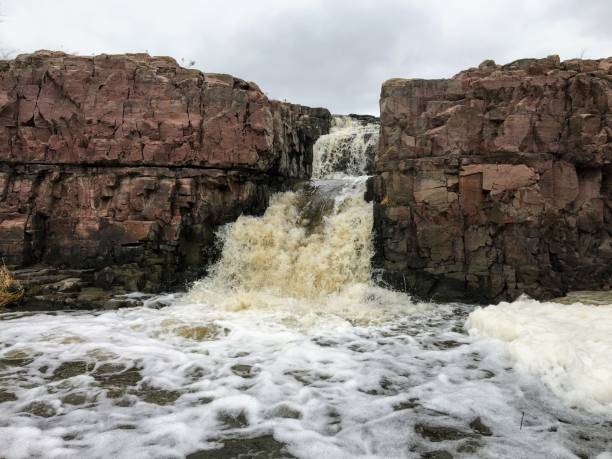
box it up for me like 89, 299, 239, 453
0, 265, 23, 308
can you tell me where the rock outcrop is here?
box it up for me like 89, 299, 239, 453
372, 55, 612, 302
0, 51, 330, 305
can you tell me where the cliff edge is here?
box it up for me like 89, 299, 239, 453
0, 51, 330, 305
372, 55, 612, 302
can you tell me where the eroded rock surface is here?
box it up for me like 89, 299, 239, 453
0, 51, 330, 304
372, 55, 612, 302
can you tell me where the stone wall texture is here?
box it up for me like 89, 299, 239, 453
0, 51, 330, 293
372, 55, 612, 302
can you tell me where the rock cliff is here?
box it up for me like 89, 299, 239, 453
372, 55, 612, 302
0, 51, 330, 302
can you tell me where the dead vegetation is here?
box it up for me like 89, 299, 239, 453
0, 264, 23, 308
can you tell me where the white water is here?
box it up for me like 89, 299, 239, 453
466, 297, 612, 414
1, 123, 612, 458
186, 178, 375, 312
2, 296, 612, 458
312, 115, 379, 179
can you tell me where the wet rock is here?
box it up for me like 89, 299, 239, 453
173, 324, 219, 341
61, 392, 90, 406
8, 267, 140, 310
187, 435, 295, 459
22, 400, 56, 417
0, 389, 17, 403
325, 407, 343, 434
393, 398, 420, 411
185, 366, 211, 382
51, 360, 93, 380
286, 370, 312, 385
422, 451, 453, 459
77, 288, 114, 305
61, 433, 81, 441
49, 278, 82, 293
373, 56, 612, 303
415, 424, 473, 442
457, 438, 482, 453
552, 290, 612, 305
476, 369, 495, 379
93, 363, 142, 388
0, 349, 37, 367
137, 385, 182, 406
218, 410, 249, 429
268, 404, 302, 419
231, 364, 254, 378
432, 340, 462, 350
112, 395, 137, 406
469, 417, 493, 436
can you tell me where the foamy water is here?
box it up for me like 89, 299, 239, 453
312, 115, 379, 179
187, 177, 373, 309
2, 296, 612, 458
466, 297, 612, 414
1, 122, 611, 458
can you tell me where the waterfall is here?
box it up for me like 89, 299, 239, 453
312, 115, 379, 178
185, 178, 375, 309
185, 114, 383, 312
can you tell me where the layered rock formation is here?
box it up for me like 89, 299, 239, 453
372, 55, 612, 302
0, 51, 330, 302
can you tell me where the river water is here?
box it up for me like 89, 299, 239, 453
0, 116, 611, 458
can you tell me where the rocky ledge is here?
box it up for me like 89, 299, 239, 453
372, 55, 612, 303
0, 51, 330, 308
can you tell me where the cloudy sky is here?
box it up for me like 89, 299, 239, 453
0, 0, 610, 114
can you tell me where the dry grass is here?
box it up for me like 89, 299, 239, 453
0, 264, 23, 308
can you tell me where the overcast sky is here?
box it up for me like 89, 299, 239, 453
0, 0, 610, 114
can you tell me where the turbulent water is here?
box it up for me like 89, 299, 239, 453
1, 120, 612, 458
187, 178, 373, 308
312, 115, 379, 178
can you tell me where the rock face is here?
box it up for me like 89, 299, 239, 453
0, 51, 330, 299
372, 56, 612, 302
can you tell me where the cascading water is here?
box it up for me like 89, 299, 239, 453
312, 115, 379, 179
185, 116, 384, 319
187, 179, 372, 304
0, 116, 611, 459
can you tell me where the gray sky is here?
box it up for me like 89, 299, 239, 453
0, 0, 610, 114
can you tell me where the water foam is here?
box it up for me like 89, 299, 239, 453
2, 300, 611, 458
312, 115, 379, 179
184, 177, 394, 325
466, 296, 612, 414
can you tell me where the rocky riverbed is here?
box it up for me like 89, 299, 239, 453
1, 292, 611, 458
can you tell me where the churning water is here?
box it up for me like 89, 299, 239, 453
0, 119, 611, 458
312, 115, 379, 178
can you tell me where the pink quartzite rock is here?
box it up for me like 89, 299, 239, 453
0, 51, 329, 176
0, 52, 331, 299
372, 55, 612, 302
